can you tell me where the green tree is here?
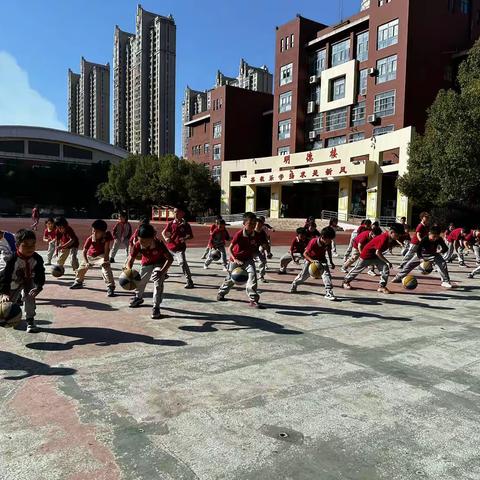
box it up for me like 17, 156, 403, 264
397, 40, 480, 210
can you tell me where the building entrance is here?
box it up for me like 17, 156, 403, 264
281, 181, 338, 218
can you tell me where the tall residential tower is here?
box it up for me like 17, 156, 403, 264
68, 57, 110, 143
113, 5, 176, 156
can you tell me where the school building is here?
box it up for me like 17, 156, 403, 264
219, 0, 480, 222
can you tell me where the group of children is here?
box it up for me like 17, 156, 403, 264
1, 208, 479, 331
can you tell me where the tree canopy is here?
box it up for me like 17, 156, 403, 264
98, 154, 220, 216
397, 40, 480, 210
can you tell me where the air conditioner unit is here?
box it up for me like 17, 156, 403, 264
368, 114, 378, 124
307, 101, 316, 114
309, 75, 317, 84
309, 131, 317, 140
360, 87, 367, 96
368, 67, 378, 76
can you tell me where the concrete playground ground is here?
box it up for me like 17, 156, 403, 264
1, 226, 480, 479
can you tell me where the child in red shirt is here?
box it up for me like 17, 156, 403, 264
344, 219, 372, 260
162, 206, 194, 289
290, 227, 336, 300
54, 217, 80, 271
204, 219, 230, 270
42, 217, 56, 265
468, 228, 480, 278
342, 226, 382, 272
126, 224, 173, 319
343, 225, 403, 293
217, 212, 262, 307
201, 215, 222, 259
70, 219, 115, 297
110, 212, 133, 263
254, 217, 270, 283
278, 227, 308, 274
400, 212, 430, 268
443, 227, 468, 266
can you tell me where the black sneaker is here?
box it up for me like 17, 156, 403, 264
151, 307, 162, 319
129, 296, 144, 308
107, 287, 115, 297
69, 281, 83, 290
185, 281, 194, 289
278, 269, 287, 275
109, 257, 115, 263
26, 319, 39, 333
217, 293, 227, 301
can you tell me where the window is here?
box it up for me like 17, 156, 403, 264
373, 125, 395, 136
278, 146, 290, 156
278, 119, 291, 139
331, 39, 351, 67
349, 132, 365, 142
374, 90, 396, 117
330, 76, 346, 101
351, 101, 366, 126
213, 144, 221, 160
291, 34, 294, 48
64, 145, 93, 160
204, 143, 210, 154
279, 91, 292, 113
286, 35, 290, 49
213, 122, 222, 139
310, 84, 321, 105
356, 31, 369, 62
0, 140, 24, 154
309, 113, 324, 134
359, 68, 368, 94
378, 0, 392, 5
326, 135, 347, 147
281, 38, 284, 52
460, 0, 471, 13
28, 141, 60, 157
280, 63, 293, 85
326, 107, 347, 131
378, 19, 399, 50
212, 165, 221, 183
377, 55, 397, 83
311, 49, 327, 76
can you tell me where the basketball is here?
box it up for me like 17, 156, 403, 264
419, 260, 433, 275
211, 249, 221, 261
0, 302, 22, 328
309, 261, 325, 279
119, 269, 141, 290
51, 264, 65, 278
402, 275, 418, 290
231, 267, 249, 285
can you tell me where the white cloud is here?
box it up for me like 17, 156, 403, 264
0, 51, 66, 130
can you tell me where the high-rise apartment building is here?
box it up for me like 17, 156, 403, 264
182, 59, 273, 159
68, 58, 110, 143
113, 5, 176, 156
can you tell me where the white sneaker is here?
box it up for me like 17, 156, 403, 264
441, 281, 453, 289
203, 265, 209, 269
324, 290, 337, 301
367, 270, 377, 277
340, 266, 347, 273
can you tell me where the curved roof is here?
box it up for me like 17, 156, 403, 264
0, 125, 128, 158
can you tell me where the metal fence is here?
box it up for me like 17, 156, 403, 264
321, 210, 400, 227
196, 209, 270, 224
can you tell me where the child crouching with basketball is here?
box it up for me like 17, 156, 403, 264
343, 224, 402, 294
70, 220, 116, 297
42, 217, 56, 265
126, 224, 173, 319
290, 227, 337, 300
217, 212, 262, 308
0, 229, 45, 333
278, 227, 308, 274
392, 225, 453, 288
204, 219, 230, 270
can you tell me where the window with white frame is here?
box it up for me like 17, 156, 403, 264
213, 144, 221, 160
212, 165, 221, 183
377, 55, 397, 83
351, 101, 366, 126
331, 39, 351, 67
330, 76, 346, 101
326, 135, 347, 147
359, 68, 368, 94
279, 91, 292, 113
308, 113, 324, 137
374, 90, 396, 117
291, 34, 295, 48
213, 122, 222, 139
378, 0, 392, 5
326, 107, 348, 131
278, 146, 290, 156
280, 38, 284, 52
204, 143, 209, 154
310, 84, 321, 105
349, 132, 365, 142
280, 63, 293, 85
311, 49, 327, 76
373, 125, 394, 136
356, 31, 369, 62
278, 119, 291, 139
377, 19, 399, 50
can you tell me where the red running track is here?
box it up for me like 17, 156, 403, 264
0, 218, 352, 250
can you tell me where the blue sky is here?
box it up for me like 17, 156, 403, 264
0, 0, 360, 154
